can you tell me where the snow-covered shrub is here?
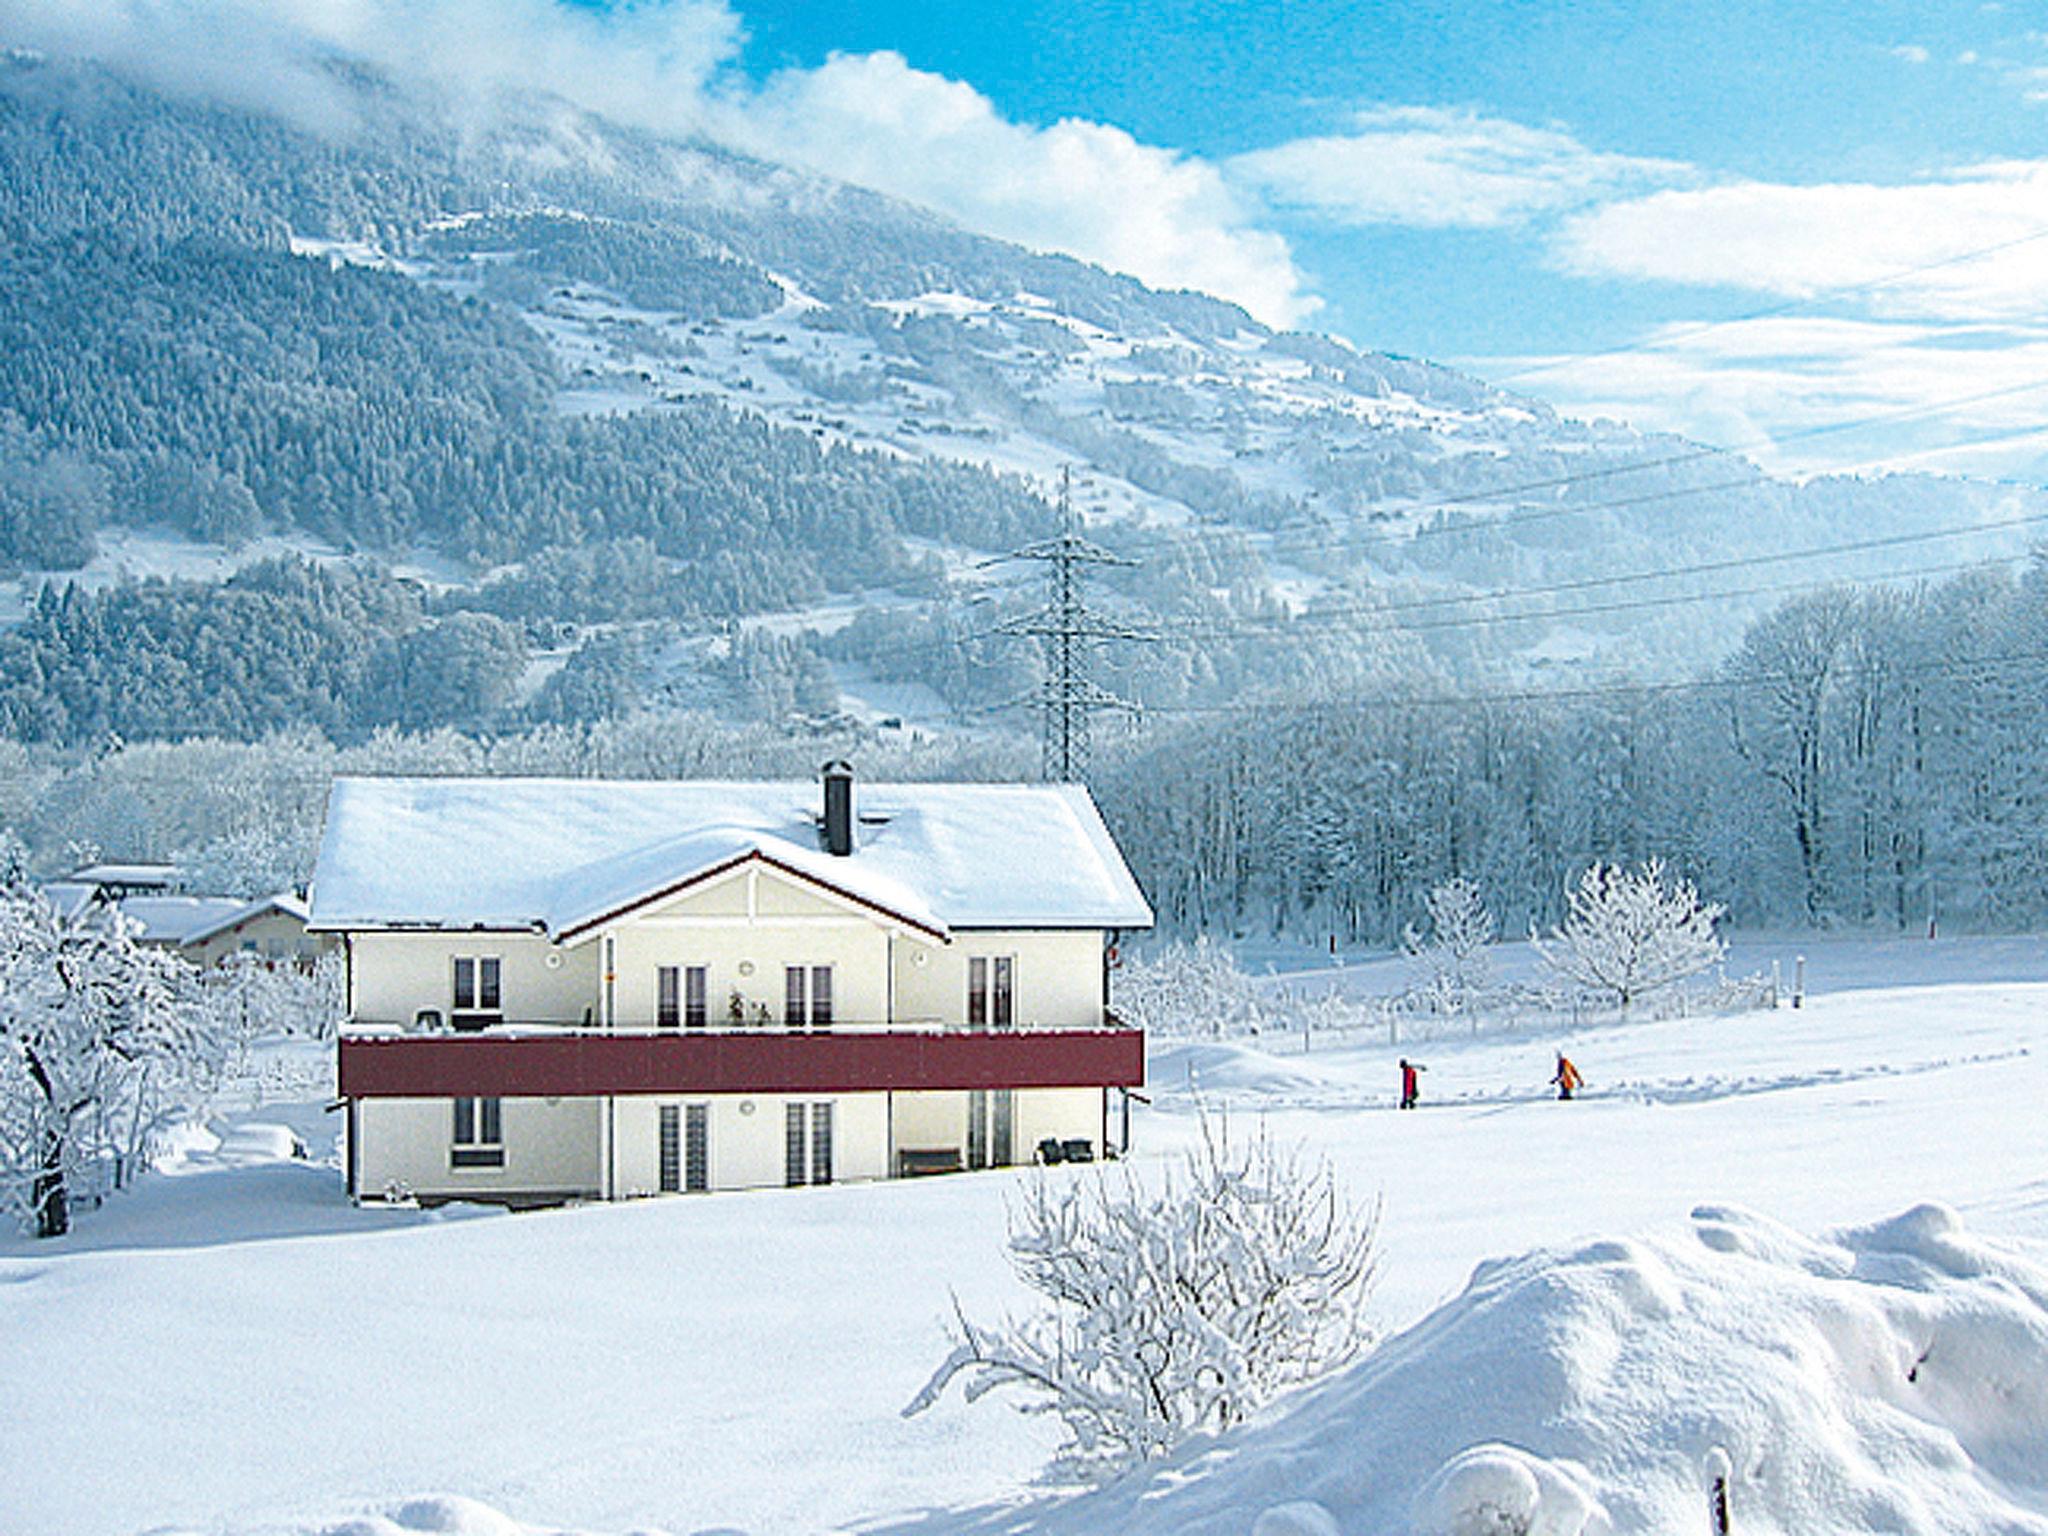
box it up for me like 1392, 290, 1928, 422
1532, 860, 1726, 1017
1112, 937, 1272, 1038
905, 1115, 1380, 1480
0, 889, 222, 1236
1403, 877, 1497, 1016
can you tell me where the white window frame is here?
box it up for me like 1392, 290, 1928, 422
967, 955, 1016, 1030
452, 955, 503, 1028
783, 965, 833, 1030
452, 1096, 504, 1168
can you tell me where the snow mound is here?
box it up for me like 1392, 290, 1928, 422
937, 1203, 2048, 1535
1149, 1039, 1365, 1100
305, 1494, 674, 1536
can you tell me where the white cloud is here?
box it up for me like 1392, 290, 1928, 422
723, 50, 1315, 326
1487, 315, 2048, 478
1227, 105, 1691, 230
1552, 163, 2048, 321
7, 0, 1315, 327
1892, 44, 1931, 64
7, 0, 743, 140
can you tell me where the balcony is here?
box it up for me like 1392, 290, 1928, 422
338, 1019, 1145, 1099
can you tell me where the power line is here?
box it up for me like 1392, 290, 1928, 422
1154, 510, 2048, 643
1095, 383, 2048, 566
899, 622, 2048, 735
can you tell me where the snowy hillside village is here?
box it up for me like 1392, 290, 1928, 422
6, 7, 2048, 1536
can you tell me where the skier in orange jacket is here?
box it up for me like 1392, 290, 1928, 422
1552, 1053, 1583, 1101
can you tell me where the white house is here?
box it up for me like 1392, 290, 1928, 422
177, 892, 335, 969
310, 765, 1151, 1205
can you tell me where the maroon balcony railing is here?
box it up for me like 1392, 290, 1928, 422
338, 1023, 1145, 1099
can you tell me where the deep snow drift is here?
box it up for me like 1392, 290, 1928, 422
892, 1202, 2048, 1536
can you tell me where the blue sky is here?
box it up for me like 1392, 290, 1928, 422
24, 0, 2048, 478
705, 0, 2048, 479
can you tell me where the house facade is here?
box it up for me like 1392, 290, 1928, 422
179, 893, 335, 969
311, 766, 1150, 1205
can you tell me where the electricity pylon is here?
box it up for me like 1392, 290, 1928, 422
995, 468, 1153, 782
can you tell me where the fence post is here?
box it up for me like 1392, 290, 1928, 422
1793, 955, 1805, 1010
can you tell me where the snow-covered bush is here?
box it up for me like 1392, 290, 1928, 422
1403, 877, 1496, 1016
1532, 860, 1726, 1017
906, 1116, 1380, 1480
1112, 937, 1272, 1038
0, 889, 221, 1236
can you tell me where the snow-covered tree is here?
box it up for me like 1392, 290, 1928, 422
1532, 859, 1726, 1016
0, 890, 219, 1237
1403, 876, 1496, 1014
1110, 937, 1271, 1038
0, 827, 29, 890
906, 1117, 1379, 1480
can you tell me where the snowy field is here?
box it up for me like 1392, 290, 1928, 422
3, 939, 2046, 1534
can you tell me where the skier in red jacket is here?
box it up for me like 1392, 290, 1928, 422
1399, 1058, 1425, 1110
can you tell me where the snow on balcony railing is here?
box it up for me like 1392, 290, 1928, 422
342, 1014, 1135, 1038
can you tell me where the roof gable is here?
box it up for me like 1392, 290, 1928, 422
552, 840, 947, 944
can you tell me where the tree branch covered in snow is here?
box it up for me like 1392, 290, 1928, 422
1532, 859, 1726, 1016
906, 1115, 1380, 1481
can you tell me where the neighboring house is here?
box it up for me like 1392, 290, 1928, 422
35, 871, 329, 967
311, 765, 1151, 1205
105, 893, 249, 951
178, 892, 335, 969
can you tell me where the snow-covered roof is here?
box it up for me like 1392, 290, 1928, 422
176, 892, 311, 948
68, 861, 180, 889
116, 895, 250, 945
37, 880, 107, 921
308, 777, 1153, 938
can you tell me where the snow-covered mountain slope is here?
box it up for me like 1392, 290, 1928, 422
3, 49, 2042, 726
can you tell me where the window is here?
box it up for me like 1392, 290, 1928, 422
657, 965, 710, 1031
786, 1101, 834, 1187
785, 1102, 807, 1186
662, 1104, 711, 1192
685, 1104, 709, 1192
452, 956, 502, 1028
967, 1088, 989, 1171
810, 1102, 833, 1186
968, 957, 1015, 1030
991, 1088, 1014, 1168
452, 1096, 504, 1168
966, 1088, 1014, 1170
659, 1105, 681, 1191
783, 965, 833, 1029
